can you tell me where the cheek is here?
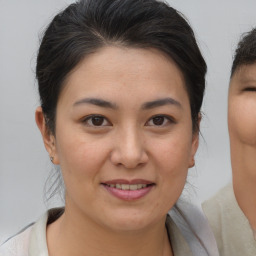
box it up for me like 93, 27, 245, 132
151, 135, 192, 178
229, 99, 256, 145
55, 137, 108, 204
151, 139, 190, 211
55, 130, 108, 178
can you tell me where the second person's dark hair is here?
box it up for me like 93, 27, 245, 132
231, 28, 256, 77
36, 0, 207, 134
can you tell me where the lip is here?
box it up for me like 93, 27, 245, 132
101, 179, 155, 201
102, 179, 153, 185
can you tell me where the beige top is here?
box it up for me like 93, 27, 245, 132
0, 208, 192, 256
203, 184, 256, 256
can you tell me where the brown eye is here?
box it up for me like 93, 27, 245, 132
244, 87, 256, 92
91, 116, 105, 126
146, 115, 174, 127
152, 116, 165, 126
83, 115, 110, 127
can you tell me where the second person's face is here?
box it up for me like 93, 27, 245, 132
51, 46, 199, 233
229, 63, 256, 181
229, 64, 256, 147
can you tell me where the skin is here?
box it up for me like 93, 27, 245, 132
229, 63, 256, 229
36, 46, 199, 256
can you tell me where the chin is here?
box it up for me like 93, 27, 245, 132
101, 209, 162, 232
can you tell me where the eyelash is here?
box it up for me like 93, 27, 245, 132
244, 87, 256, 92
81, 114, 175, 127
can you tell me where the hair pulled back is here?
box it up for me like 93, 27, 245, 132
36, 0, 206, 134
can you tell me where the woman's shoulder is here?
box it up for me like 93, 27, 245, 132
0, 224, 34, 256
166, 214, 192, 255
0, 208, 63, 256
168, 199, 219, 256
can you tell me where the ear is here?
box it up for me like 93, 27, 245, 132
35, 107, 59, 165
188, 114, 201, 168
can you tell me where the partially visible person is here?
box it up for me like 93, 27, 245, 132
0, 0, 218, 256
203, 28, 256, 256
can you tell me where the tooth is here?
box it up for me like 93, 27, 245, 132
121, 184, 129, 190
130, 184, 138, 190
108, 183, 149, 190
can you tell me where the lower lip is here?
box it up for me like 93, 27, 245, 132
102, 185, 154, 201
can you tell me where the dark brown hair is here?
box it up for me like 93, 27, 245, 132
231, 28, 256, 76
36, 0, 207, 133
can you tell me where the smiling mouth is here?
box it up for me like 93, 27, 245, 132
103, 183, 152, 190
101, 180, 155, 200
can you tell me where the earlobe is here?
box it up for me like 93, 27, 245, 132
189, 137, 198, 168
35, 107, 59, 164
189, 158, 195, 168
189, 134, 199, 168
189, 115, 201, 168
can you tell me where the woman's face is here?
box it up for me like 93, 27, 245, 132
42, 46, 198, 232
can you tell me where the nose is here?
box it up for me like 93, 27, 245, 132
110, 127, 149, 169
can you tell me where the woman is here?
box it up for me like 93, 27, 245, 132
0, 0, 218, 255
203, 28, 256, 256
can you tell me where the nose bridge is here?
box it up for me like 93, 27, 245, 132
123, 125, 141, 155
111, 124, 148, 168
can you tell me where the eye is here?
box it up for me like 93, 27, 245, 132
146, 115, 174, 126
82, 115, 111, 127
243, 87, 256, 92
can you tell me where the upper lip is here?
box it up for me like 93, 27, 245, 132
101, 179, 155, 185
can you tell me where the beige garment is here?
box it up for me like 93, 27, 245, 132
203, 184, 256, 256
0, 208, 192, 256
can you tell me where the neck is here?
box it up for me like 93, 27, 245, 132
231, 140, 256, 229
46, 204, 173, 256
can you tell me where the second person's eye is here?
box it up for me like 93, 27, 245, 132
244, 87, 256, 92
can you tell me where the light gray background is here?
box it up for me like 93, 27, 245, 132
1, 0, 256, 244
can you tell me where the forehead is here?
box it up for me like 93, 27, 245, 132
230, 63, 256, 86
67, 46, 184, 83
59, 46, 189, 106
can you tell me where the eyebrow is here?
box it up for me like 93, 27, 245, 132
73, 98, 117, 109
241, 78, 256, 84
141, 97, 182, 110
73, 97, 182, 110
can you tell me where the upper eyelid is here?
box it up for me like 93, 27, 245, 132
243, 87, 256, 91
150, 114, 175, 121
81, 114, 175, 125
146, 114, 176, 125
82, 114, 104, 121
